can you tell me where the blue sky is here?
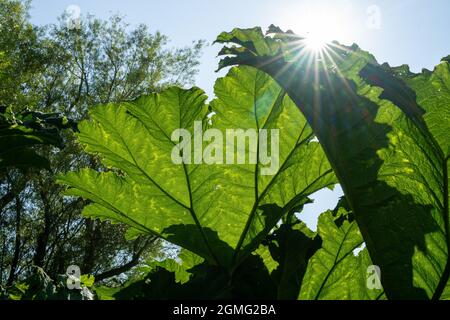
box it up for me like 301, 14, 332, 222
29, 0, 450, 229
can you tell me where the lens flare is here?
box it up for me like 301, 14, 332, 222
304, 34, 328, 51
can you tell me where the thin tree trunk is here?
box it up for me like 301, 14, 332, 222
34, 188, 52, 268
0, 176, 26, 213
0, 226, 6, 285
82, 219, 100, 274
0, 191, 14, 213
6, 196, 22, 286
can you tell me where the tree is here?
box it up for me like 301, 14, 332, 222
0, 0, 204, 287
0, 0, 48, 109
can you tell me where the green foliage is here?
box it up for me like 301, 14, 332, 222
98, 253, 278, 300
298, 208, 383, 300
266, 221, 320, 299
215, 26, 449, 300
1, 267, 94, 300
0, 106, 75, 171
127, 249, 204, 285
42, 13, 204, 118
0, 0, 47, 108
0, 0, 203, 288
58, 67, 336, 271
55, 25, 449, 300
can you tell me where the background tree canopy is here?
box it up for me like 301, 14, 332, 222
0, 0, 203, 289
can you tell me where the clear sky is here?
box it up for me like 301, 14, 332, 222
29, 0, 450, 229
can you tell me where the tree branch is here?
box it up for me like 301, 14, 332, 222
94, 236, 157, 282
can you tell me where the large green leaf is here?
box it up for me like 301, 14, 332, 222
386, 59, 450, 156
258, 199, 384, 300
216, 26, 449, 299
381, 59, 450, 298
299, 208, 384, 300
58, 69, 336, 269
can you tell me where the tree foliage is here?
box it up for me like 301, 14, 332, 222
0, 0, 204, 289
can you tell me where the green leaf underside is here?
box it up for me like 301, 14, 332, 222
58, 68, 336, 268
257, 207, 385, 300
387, 60, 450, 298
299, 209, 384, 300
216, 26, 449, 299
137, 249, 204, 285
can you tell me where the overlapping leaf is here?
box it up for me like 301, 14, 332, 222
263, 221, 320, 299
382, 59, 450, 298
298, 208, 384, 300
257, 201, 384, 300
58, 67, 336, 269
216, 26, 449, 299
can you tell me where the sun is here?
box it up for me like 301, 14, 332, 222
301, 21, 337, 53
304, 31, 330, 52
279, 2, 355, 53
